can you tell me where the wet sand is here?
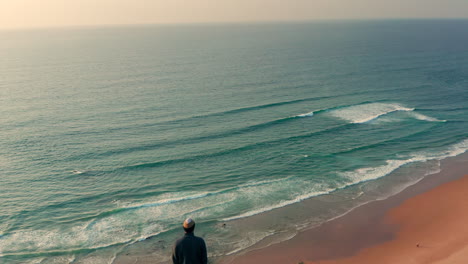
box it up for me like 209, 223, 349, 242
224, 154, 468, 264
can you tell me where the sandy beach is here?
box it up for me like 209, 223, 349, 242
224, 154, 468, 264
305, 174, 468, 264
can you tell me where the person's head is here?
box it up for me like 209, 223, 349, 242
183, 218, 196, 233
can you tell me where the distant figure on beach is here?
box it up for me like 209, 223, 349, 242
172, 218, 208, 264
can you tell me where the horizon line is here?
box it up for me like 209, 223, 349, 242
1, 17, 468, 32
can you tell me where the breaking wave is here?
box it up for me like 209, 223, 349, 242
328, 103, 415, 123
295, 111, 314, 118
222, 138, 468, 221
326, 102, 446, 124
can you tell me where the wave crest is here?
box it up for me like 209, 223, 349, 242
342, 138, 468, 184
409, 112, 446, 122
295, 111, 314, 118
328, 103, 414, 123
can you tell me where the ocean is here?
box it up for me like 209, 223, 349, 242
0, 20, 467, 263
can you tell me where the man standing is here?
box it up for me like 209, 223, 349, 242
172, 218, 208, 264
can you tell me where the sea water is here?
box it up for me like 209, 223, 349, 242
1, 20, 467, 263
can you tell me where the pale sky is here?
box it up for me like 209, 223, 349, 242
1, 0, 468, 29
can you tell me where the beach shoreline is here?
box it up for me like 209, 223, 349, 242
221, 152, 468, 264
111, 152, 468, 264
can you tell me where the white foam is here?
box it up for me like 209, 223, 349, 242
329, 103, 414, 123
122, 177, 292, 213
223, 139, 468, 222
409, 112, 446, 122
342, 139, 468, 184
224, 157, 416, 222
222, 187, 335, 221
123, 191, 213, 210
295, 111, 314, 118
236, 176, 293, 189
342, 159, 413, 183
74, 254, 117, 264
15, 257, 45, 264
224, 230, 275, 256
428, 138, 468, 158
0, 211, 152, 258
223, 157, 414, 222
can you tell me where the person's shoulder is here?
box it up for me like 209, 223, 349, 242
174, 236, 186, 246
194, 235, 206, 243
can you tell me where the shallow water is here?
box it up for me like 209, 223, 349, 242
1, 20, 467, 263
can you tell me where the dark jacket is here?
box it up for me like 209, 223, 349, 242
172, 232, 208, 264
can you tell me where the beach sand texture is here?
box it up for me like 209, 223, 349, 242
225, 171, 468, 264
306, 174, 468, 264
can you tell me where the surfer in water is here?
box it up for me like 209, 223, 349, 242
172, 218, 208, 264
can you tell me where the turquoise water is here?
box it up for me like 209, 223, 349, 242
1, 20, 468, 263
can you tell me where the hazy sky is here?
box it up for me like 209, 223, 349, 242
1, 0, 468, 29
